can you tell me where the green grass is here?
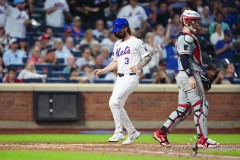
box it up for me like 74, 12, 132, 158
0, 134, 239, 144
0, 134, 239, 159
0, 150, 193, 160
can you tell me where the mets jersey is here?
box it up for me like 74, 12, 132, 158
112, 36, 150, 74
176, 32, 202, 72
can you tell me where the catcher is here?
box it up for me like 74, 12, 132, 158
152, 10, 219, 150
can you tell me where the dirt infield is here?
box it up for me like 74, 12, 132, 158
0, 142, 239, 160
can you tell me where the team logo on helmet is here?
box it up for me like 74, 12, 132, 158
112, 18, 129, 33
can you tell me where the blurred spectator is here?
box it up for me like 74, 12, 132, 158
68, 16, 85, 44
163, 34, 178, 72
209, 0, 223, 16
144, 0, 157, 28
82, 64, 95, 83
44, 0, 71, 29
93, 19, 108, 42
45, 27, 56, 48
224, 63, 240, 84
214, 29, 235, 60
75, 47, 95, 70
0, 0, 7, 27
222, 6, 237, 29
54, 38, 71, 64
0, 26, 9, 54
3, 0, 32, 39
95, 55, 104, 69
18, 38, 29, 55
208, 12, 230, 35
144, 32, 162, 73
117, 0, 148, 34
0, 56, 5, 77
63, 36, 78, 53
169, 14, 182, 37
153, 59, 173, 84
79, 0, 108, 28
204, 64, 225, 84
104, 68, 117, 82
100, 46, 111, 68
191, 0, 204, 15
17, 61, 47, 80
63, 55, 75, 73
100, 32, 117, 52
153, 24, 166, 49
90, 41, 100, 58
79, 29, 98, 47
39, 34, 51, 56
44, 48, 58, 69
3, 38, 26, 66
69, 67, 89, 83
156, 2, 171, 27
200, 6, 214, 28
210, 23, 224, 46
27, 47, 44, 64
74, 1, 88, 22
3, 67, 23, 83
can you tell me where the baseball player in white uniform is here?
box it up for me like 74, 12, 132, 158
93, 18, 151, 145
152, 10, 219, 149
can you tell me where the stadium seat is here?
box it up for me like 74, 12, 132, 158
57, 58, 65, 64
46, 78, 69, 83
140, 79, 153, 84
94, 79, 114, 83
50, 71, 69, 79
72, 51, 82, 58
23, 78, 43, 83
98, 73, 107, 78
58, 64, 67, 71
23, 57, 28, 63
35, 64, 54, 74
9, 64, 25, 72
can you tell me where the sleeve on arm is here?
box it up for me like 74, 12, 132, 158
177, 37, 190, 56
180, 54, 193, 77
138, 40, 150, 58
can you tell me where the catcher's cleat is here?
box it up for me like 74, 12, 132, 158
122, 130, 140, 145
108, 132, 124, 142
197, 136, 220, 148
152, 129, 171, 146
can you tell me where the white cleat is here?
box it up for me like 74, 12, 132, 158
108, 132, 124, 142
122, 130, 140, 145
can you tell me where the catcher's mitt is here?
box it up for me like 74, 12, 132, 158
200, 74, 211, 91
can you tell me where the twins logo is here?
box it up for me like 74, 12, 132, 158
116, 46, 130, 57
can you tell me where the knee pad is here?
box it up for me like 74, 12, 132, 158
177, 103, 191, 120
193, 99, 208, 117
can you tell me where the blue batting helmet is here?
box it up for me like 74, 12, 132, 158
112, 18, 129, 33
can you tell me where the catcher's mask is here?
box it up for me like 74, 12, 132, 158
112, 18, 129, 33
180, 10, 201, 34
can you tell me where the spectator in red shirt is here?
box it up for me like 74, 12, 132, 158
3, 68, 23, 83
27, 47, 44, 64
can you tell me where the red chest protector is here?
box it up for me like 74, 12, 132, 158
181, 32, 203, 67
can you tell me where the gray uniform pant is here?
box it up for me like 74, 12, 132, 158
163, 71, 208, 138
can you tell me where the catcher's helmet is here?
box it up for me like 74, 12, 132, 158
112, 18, 129, 33
180, 10, 201, 34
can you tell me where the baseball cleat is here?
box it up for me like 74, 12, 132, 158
122, 130, 140, 145
152, 130, 171, 146
108, 132, 124, 142
197, 136, 220, 148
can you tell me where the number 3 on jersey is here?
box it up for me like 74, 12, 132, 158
124, 57, 129, 64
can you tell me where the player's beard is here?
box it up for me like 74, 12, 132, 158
114, 31, 126, 39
